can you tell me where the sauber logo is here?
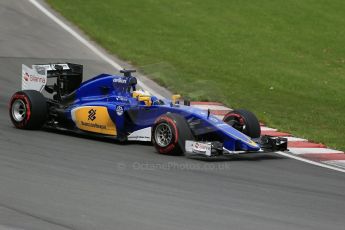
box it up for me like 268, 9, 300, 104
192, 142, 210, 153
88, 109, 97, 121
23, 72, 29, 81
23, 72, 46, 83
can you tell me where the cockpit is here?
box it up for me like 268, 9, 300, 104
118, 69, 161, 106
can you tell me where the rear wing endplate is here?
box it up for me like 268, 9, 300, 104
21, 63, 81, 92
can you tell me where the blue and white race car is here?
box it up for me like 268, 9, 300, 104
9, 63, 287, 157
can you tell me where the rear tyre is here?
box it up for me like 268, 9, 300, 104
223, 109, 261, 138
9, 90, 47, 129
152, 113, 194, 155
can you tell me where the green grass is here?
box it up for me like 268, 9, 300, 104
47, 0, 345, 150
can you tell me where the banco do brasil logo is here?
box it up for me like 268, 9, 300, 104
88, 109, 96, 121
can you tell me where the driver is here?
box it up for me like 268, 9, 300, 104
132, 89, 159, 106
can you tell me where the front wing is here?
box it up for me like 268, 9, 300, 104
185, 136, 288, 157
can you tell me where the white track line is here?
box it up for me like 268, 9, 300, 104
289, 148, 343, 155
29, 0, 121, 69
261, 127, 277, 131
29, 0, 163, 98
323, 160, 345, 170
276, 151, 345, 173
284, 136, 308, 142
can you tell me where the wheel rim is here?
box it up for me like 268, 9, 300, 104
11, 99, 27, 122
226, 114, 246, 132
154, 123, 173, 147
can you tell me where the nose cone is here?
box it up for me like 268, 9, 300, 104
242, 139, 261, 151
217, 123, 261, 151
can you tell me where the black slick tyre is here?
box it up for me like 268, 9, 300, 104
9, 90, 47, 129
152, 113, 194, 155
223, 109, 261, 138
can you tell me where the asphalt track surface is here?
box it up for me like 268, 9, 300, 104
0, 1, 344, 230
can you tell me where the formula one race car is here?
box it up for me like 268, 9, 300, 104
9, 63, 287, 157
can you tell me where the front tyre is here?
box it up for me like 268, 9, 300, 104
223, 109, 261, 138
152, 113, 194, 155
9, 90, 47, 129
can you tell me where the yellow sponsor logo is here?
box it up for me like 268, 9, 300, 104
73, 106, 116, 135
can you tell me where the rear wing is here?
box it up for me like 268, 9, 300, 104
22, 63, 83, 93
